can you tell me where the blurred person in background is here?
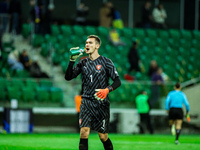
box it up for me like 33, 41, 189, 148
125, 38, 145, 81
152, 3, 167, 29
19, 49, 32, 70
111, 7, 124, 29
135, 90, 154, 134
99, 2, 113, 28
108, 28, 126, 47
150, 67, 164, 108
41, 0, 55, 35
9, 0, 21, 35
0, 0, 9, 33
148, 60, 158, 78
75, 3, 89, 26
29, 0, 45, 34
30, 56, 49, 78
29, 0, 38, 33
128, 39, 141, 73
161, 70, 169, 81
7, 49, 24, 71
165, 82, 190, 145
141, 1, 152, 28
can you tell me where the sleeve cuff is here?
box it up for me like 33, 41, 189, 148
107, 86, 113, 92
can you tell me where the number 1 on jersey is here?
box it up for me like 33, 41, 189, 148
90, 75, 93, 82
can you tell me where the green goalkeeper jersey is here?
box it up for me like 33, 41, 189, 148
135, 94, 150, 113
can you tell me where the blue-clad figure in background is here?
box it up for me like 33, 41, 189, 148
165, 82, 190, 145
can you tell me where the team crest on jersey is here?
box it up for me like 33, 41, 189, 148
97, 65, 101, 70
96, 65, 101, 73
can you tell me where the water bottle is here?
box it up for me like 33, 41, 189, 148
69, 47, 86, 56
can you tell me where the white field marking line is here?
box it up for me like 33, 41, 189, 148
114, 141, 166, 145
114, 141, 200, 146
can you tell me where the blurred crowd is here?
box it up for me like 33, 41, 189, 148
127, 38, 169, 108
0, 0, 171, 109
0, 1, 168, 35
7, 49, 49, 78
0, 0, 21, 34
0, 0, 55, 35
141, 1, 167, 29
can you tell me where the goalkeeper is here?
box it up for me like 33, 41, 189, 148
165, 82, 190, 145
65, 35, 121, 150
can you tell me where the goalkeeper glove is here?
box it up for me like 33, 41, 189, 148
70, 47, 83, 61
94, 88, 109, 101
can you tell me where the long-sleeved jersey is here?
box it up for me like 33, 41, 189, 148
65, 56, 121, 100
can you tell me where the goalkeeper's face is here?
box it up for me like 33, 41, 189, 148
85, 38, 99, 54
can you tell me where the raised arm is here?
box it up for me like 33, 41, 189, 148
65, 61, 75, 81
65, 47, 83, 81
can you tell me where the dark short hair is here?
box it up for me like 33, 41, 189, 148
175, 82, 181, 89
141, 90, 146, 94
87, 35, 101, 46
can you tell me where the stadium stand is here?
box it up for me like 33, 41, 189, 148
1, 24, 199, 108
0, 77, 63, 104
44, 27, 197, 77
0, 34, 64, 106
51, 24, 61, 37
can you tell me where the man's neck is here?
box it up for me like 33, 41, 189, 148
89, 53, 100, 61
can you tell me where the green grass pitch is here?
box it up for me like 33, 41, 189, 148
0, 133, 200, 150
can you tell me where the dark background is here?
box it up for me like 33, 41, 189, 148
12, 0, 199, 30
